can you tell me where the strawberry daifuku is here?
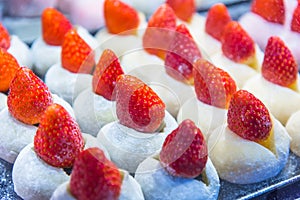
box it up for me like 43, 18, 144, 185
208, 89, 290, 184
135, 120, 220, 200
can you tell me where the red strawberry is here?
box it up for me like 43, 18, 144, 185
104, 0, 139, 35
115, 75, 165, 133
61, 29, 95, 73
42, 7, 72, 46
8, 67, 53, 125
0, 23, 10, 50
193, 59, 237, 109
143, 4, 177, 60
166, 0, 195, 22
34, 103, 84, 168
221, 21, 257, 68
160, 119, 208, 178
205, 3, 232, 40
251, 0, 285, 24
291, 2, 300, 33
0, 49, 20, 92
165, 24, 201, 85
262, 36, 298, 90
227, 90, 272, 142
92, 49, 124, 100
70, 148, 122, 200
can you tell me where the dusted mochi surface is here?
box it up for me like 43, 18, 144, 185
134, 156, 220, 200
69, 0, 105, 31
97, 111, 178, 173
95, 12, 147, 57
121, 0, 164, 16
12, 133, 109, 200
0, 93, 7, 111
73, 87, 116, 137
12, 143, 70, 200
210, 45, 264, 88
285, 110, 300, 156
45, 63, 92, 104
177, 97, 227, 139
243, 74, 300, 125
239, 12, 285, 51
208, 118, 290, 184
0, 108, 37, 163
51, 170, 144, 200
31, 25, 101, 78
31, 37, 61, 77
8, 35, 33, 68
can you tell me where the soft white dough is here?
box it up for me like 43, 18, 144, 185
0, 93, 7, 111
97, 111, 178, 173
12, 143, 70, 200
239, 13, 285, 50
82, 133, 110, 160
45, 63, 92, 104
177, 97, 227, 139
208, 118, 290, 184
121, 58, 196, 117
121, 0, 164, 16
197, 32, 221, 59
286, 110, 300, 156
95, 12, 146, 57
73, 88, 116, 137
8, 35, 33, 68
243, 74, 300, 125
210, 45, 264, 88
70, 0, 105, 31
52, 94, 75, 119
31, 37, 61, 77
121, 50, 164, 75
0, 108, 37, 163
50, 182, 74, 200
135, 156, 220, 200
51, 170, 144, 200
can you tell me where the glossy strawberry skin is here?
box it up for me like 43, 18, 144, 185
7, 67, 53, 125
165, 24, 201, 85
291, 3, 300, 33
92, 49, 124, 100
0, 49, 20, 92
61, 29, 95, 73
70, 148, 122, 200
34, 103, 84, 168
166, 0, 195, 22
143, 4, 177, 60
227, 90, 272, 142
42, 7, 72, 46
205, 3, 232, 40
221, 21, 255, 63
193, 59, 237, 109
251, 0, 285, 24
104, 0, 139, 35
0, 23, 10, 50
115, 75, 165, 133
160, 119, 208, 178
261, 36, 298, 89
